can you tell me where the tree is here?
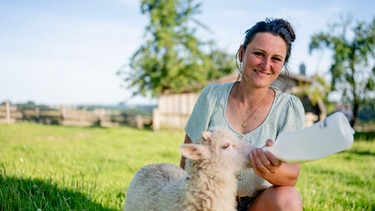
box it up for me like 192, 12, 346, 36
309, 15, 375, 127
118, 0, 234, 97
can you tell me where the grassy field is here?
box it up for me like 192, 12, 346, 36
0, 123, 374, 210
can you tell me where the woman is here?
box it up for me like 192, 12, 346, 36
180, 18, 305, 211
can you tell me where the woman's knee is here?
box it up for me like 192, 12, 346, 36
251, 186, 302, 211
276, 186, 302, 210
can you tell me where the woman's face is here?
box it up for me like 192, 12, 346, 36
239, 32, 287, 89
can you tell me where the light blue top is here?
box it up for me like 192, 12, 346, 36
184, 82, 305, 196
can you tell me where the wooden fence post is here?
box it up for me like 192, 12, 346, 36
136, 115, 144, 129
5, 101, 10, 124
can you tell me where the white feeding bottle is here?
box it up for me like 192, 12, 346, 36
263, 112, 355, 163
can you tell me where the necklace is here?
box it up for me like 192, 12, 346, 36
236, 91, 267, 128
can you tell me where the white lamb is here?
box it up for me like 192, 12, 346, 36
124, 127, 255, 211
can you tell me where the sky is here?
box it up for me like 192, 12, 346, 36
0, 0, 374, 106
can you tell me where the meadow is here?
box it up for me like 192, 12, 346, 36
0, 123, 374, 210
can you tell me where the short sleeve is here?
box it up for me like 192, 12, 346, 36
278, 95, 305, 133
184, 83, 218, 142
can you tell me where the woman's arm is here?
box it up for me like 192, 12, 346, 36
179, 134, 192, 169
251, 95, 303, 186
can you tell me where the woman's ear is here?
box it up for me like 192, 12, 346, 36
238, 45, 244, 62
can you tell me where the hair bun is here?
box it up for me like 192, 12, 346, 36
269, 18, 296, 42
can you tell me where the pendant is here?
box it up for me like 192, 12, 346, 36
241, 122, 247, 128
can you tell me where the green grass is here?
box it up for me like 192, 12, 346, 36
0, 123, 182, 210
0, 123, 374, 210
298, 140, 375, 210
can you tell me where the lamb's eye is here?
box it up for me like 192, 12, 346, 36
222, 144, 230, 149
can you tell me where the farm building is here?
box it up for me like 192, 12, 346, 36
152, 69, 326, 131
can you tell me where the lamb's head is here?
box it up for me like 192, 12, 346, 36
179, 127, 254, 173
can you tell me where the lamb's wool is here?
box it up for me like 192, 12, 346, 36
124, 127, 254, 211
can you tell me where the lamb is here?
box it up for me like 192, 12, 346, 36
124, 127, 255, 211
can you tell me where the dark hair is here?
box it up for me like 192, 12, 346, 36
242, 18, 295, 64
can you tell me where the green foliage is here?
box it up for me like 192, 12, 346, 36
1, 123, 374, 210
295, 73, 331, 107
357, 99, 375, 122
118, 0, 235, 97
309, 15, 375, 125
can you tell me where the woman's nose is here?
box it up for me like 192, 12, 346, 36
261, 57, 271, 70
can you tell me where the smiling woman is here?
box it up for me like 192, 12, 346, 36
180, 18, 305, 211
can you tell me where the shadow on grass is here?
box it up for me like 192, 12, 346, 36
354, 131, 375, 141
0, 175, 114, 211
347, 149, 375, 157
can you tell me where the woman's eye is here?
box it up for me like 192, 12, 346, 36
272, 57, 282, 62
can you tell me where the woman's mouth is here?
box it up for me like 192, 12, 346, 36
254, 69, 271, 76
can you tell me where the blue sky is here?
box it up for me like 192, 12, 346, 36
0, 0, 374, 105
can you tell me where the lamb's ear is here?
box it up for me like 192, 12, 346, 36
179, 144, 211, 160
201, 131, 212, 142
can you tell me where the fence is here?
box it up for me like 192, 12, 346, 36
0, 102, 23, 124
0, 102, 151, 129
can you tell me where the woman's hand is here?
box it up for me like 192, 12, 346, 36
249, 139, 282, 175
249, 139, 300, 186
